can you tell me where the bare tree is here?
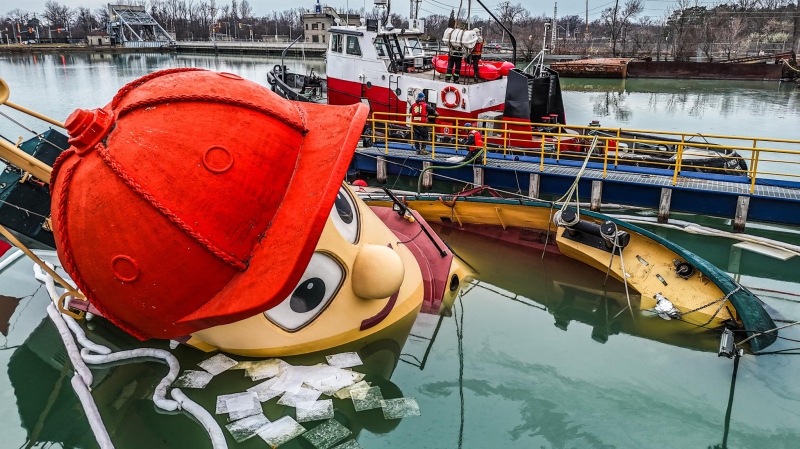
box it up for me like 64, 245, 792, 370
601, 0, 643, 56
43, 0, 74, 29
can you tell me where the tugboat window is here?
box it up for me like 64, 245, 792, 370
374, 37, 388, 57
264, 252, 345, 331
331, 34, 343, 53
329, 185, 360, 243
346, 36, 362, 56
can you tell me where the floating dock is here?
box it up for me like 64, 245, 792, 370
351, 118, 800, 232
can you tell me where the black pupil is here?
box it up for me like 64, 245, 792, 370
290, 278, 326, 313
335, 192, 354, 224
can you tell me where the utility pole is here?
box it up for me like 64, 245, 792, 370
585, 0, 589, 38
551, 2, 557, 52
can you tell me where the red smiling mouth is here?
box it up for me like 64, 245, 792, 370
359, 289, 399, 331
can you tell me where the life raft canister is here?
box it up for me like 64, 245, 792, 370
441, 86, 460, 109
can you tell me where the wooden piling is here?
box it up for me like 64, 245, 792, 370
529, 173, 540, 199
658, 188, 672, 223
422, 161, 433, 190
377, 156, 387, 184
734, 196, 750, 233
590, 180, 603, 211
473, 166, 484, 186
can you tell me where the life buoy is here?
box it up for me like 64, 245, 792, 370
441, 86, 460, 109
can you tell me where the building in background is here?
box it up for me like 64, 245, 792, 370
302, 1, 360, 44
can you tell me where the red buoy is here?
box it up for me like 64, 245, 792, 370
50, 69, 369, 340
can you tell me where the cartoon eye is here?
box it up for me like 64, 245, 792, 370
264, 252, 344, 331
329, 185, 360, 243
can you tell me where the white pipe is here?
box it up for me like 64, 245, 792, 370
0, 249, 23, 273
71, 375, 115, 449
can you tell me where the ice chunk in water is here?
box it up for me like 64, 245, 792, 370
296, 400, 334, 422
351, 386, 383, 411
380, 398, 421, 419
247, 377, 283, 402
325, 352, 363, 368
225, 414, 270, 443
332, 441, 363, 449
257, 416, 306, 446
198, 353, 238, 375
302, 419, 351, 449
277, 386, 321, 409
172, 370, 213, 389
245, 359, 283, 380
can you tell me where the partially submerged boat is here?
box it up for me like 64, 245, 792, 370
358, 187, 777, 352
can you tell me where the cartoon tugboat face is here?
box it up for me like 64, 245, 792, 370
49, 69, 465, 357
188, 183, 438, 356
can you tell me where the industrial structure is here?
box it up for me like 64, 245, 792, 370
106, 3, 173, 47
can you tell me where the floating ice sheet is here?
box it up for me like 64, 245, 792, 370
258, 416, 306, 447
333, 381, 370, 400
380, 398, 421, 419
277, 386, 322, 409
225, 414, 270, 443
325, 352, 363, 368
302, 419, 351, 449
332, 441, 363, 449
351, 386, 383, 412
296, 400, 334, 422
198, 353, 238, 375
245, 359, 283, 381
216, 392, 258, 414
172, 370, 214, 389
248, 377, 283, 402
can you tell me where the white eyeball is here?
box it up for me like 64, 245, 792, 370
329, 185, 360, 243
264, 252, 344, 331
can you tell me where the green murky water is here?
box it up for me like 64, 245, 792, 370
1, 53, 800, 449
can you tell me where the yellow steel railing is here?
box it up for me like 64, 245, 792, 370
364, 112, 800, 194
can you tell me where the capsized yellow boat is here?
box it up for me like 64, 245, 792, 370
358, 187, 778, 352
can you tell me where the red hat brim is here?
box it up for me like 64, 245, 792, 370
178, 101, 370, 329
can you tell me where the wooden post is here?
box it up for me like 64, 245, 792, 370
473, 166, 483, 186
529, 173, 540, 199
733, 196, 750, 233
422, 161, 433, 190
658, 188, 672, 223
377, 156, 387, 184
590, 180, 602, 212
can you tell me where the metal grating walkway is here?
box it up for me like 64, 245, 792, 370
357, 147, 800, 200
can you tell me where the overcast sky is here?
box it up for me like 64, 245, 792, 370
0, 1, 674, 22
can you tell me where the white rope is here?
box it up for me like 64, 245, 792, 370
34, 265, 228, 449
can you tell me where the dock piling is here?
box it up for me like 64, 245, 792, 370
377, 156, 387, 184
529, 173, 540, 199
734, 196, 750, 233
422, 161, 433, 189
473, 167, 484, 187
658, 188, 672, 223
590, 180, 603, 212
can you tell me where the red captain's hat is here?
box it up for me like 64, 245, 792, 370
50, 69, 369, 340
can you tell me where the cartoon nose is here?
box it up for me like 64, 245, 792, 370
352, 244, 405, 299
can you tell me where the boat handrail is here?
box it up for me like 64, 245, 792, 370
365, 113, 800, 193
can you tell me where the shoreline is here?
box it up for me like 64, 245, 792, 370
0, 44, 175, 54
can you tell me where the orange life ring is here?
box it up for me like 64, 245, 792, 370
441, 86, 460, 109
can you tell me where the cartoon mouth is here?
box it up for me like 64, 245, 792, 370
359, 289, 399, 331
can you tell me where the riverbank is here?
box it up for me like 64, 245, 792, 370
0, 44, 175, 54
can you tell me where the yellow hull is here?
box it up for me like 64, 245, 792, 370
372, 197, 738, 329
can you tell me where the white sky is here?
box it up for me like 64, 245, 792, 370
0, 1, 676, 22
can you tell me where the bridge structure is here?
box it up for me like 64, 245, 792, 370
107, 4, 173, 48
